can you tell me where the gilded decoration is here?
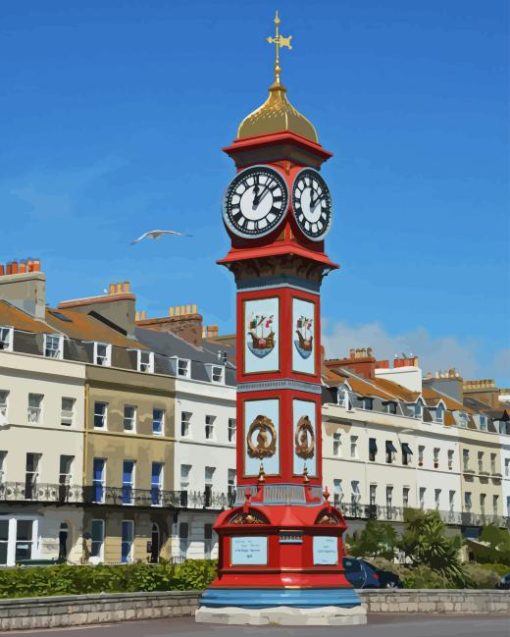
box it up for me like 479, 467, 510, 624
294, 415, 315, 460
229, 510, 268, 525
315, 510, 341, 525
247, 415, 277, 459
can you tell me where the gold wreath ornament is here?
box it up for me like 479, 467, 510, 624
247, 415, 277, 459
294, 415, 315, 459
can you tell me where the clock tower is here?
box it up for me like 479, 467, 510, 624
196, 13, 366, 626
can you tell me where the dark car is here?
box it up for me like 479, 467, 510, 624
361, 560, 403, 589
496, 573, 510, 590
343, 557, 380, 589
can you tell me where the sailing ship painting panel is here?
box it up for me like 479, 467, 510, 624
244, 297, 279, 374
292, 297, 316, 375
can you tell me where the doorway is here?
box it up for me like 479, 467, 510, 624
58, 522, 68, 562
150, 523, 160, 563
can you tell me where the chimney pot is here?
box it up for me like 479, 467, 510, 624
123, 281, 130, 293
108, 283, 115, 295
0, 264, 4, 276
32, 259, 41, 272
349, 348, 355, 359
168, 307, 175, 317
11, 261, 18, 275
192, 304, 197, 314
18, 260, 27, 274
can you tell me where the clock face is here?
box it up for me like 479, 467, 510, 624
292, 168, 332, 241
223, 165, 288, 238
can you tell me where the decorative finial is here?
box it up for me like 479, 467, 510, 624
266, 10, 293, 86
258, 462, 266, 483
303, 464, 310, 484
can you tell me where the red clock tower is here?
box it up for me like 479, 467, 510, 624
196, 13, 366, 626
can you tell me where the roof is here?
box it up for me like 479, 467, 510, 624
0, 300, 48, 334
325, 367, 400, 401
422, 385, 474, 413
46, 308, 147, 350
372, 377, 421, 402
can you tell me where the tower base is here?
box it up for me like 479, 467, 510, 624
195, 604, 367, 626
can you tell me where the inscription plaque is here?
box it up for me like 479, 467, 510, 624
313, 536, 338, 565
231, 536, 268, 565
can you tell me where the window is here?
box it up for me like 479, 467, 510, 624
15, 520, 34, 562
137, 350, 154, 373
359, 397, 373, 410
433, 448, 440, 469
205, 466, 215, 507
211, 366, 224, 384
414, 400, 423, 419
462, 449, 470, 471
464, 491, 472, 511
505, 458, 510, 478
44, 334, 63, 359
333, 479, 343, 506
480, 493, 486, 514
205, 415, 215, 440
122, 461, 135, 505
478, 451, 484, 474
180, 464, 191, 506
92, 458, 106, 503
0, 451, 6, 484
479, 415, 487, 431
179, 522, 189, 560
0, 327, 13, 351
181, 411, 191, 437
448, 449, 454, 471
449, 490, 456, 512
403, 487, 410, 508
386, 486, 394, 518
90, 519, 104, 560
0, 391, 8, 424
177, 358, 190, 378
123, 405, 137, 432
337, 386, 351, 409
490, 453, 497, 474
434, 489, 441, 509
419, 487, 426, 509
93, 342, 111, 367
458, 412, 468, 428
385, 401, 397, 415
0, 520, 8, 565
493, 495, 499, 515
350, 435, 358, 459
121, 520, 134, 563
333, 432, 342, 457
25, 453, 41, 499
434, 404, 444, 423
59, 455, 74, 502
350, 481, 361, 511
93, 402, 107, 429
151, 462, 163, 506
60, 398, 75, 427
368, 438, 377, 462
228, 468, 236, 504
27, 393, 43, 424
385, 440, 397, 464
418, 445, 425, 467
204, 523, 213, 559
369, 484, 377, 506
401, 443, 413, 466
228, 418, 236, 443
152, 408, 164, 435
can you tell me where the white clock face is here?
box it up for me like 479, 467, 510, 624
223, 165, 288, 238
292, 168, 332, 241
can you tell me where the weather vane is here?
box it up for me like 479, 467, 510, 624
266, 11, 293, 86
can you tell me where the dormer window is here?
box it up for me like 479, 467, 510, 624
137, 350, 154, 373
177, 358, 190, 378
44, 334, 63, 359
94, 342, 111, 367
458, 412, 468, 428
479, 415, 487, 431
413, 400, 424, 419
384, 401, 398, 415
337, 386, 352, 409
434, 404, 444, 424
205, 364, 224, 384
0, 327, 13, 352
359, 397, 373, 411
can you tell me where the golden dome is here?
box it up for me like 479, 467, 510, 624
237, 82, 319, 143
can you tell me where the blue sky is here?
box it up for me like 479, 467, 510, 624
1, 1, 508, 384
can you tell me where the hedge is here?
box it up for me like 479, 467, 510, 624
0, 560, 217, 599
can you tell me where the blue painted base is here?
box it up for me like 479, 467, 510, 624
200, 587, 362, 609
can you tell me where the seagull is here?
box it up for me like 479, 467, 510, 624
130, 229, 192, 245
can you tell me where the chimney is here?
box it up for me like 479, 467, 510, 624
135, 303, 204, 347
58, 281, 136, 337
325, 347, 377, 379
0, 258, 46, 319
374, 353, 423, 392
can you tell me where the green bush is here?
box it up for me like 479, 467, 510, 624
0, 560, 217, 600
401, 565, 453, 589
463, 563, 500, 589
477, 562, 510, 577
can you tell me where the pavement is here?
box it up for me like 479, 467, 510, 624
0, 615, 508, 637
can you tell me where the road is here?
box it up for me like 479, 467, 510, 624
0, 615, 508, 637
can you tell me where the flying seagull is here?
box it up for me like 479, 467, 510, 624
130, 229, 192, 245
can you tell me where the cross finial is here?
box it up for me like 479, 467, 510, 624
266, 10, 293, 86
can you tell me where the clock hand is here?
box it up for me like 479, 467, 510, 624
255, 185, 272, 207
252, 176, 260, 209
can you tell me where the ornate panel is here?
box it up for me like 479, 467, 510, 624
293, 398, 317, 477
244, 398, 280, 476
292, 297, 315, 375
243, 297, 279, 374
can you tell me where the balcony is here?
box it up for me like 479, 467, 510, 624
0, 482, 83, 504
